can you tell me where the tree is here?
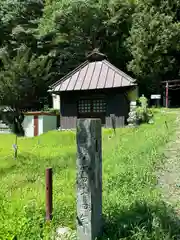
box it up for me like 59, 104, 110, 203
0, 48, 51, 135
100, 0, 135, 69
127, 3, 180, 93
40, 0, 136, 79
0, 0, 44, 57
0, 48, 51, 109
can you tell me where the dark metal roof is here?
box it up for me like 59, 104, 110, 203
49, 53, 136, 92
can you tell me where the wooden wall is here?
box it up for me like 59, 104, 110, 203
59, 88, 133, 129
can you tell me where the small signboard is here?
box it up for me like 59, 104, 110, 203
12, 144, 18, 150
151, 94, 161, 99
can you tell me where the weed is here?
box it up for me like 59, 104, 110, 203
0, 110, 178, 239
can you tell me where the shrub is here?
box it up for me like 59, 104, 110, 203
136, 95, 153, 124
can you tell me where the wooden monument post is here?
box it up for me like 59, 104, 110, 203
76, 119, 102, 240
45, 168, 53, 221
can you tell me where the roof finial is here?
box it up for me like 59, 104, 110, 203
86, 49, 107, 61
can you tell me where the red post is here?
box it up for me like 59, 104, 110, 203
166, 81, 169, 108
34, 115, 39, 136
46, 168, 53, 221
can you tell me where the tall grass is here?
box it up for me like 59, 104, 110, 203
0, 110, 178, 239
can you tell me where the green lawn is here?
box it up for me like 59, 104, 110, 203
0, 110, 178, 239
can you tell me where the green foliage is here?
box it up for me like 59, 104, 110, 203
39, 0, 72, 35
127, 1, 180, 93
2, 0, 180, 98
1, 0, 180, 99
136, 95, 153, 123
45, 108, 60, 115
0, 48, 51, 110
0, 110, 177, 239
39, 0, 135, 78
39, 0, 180, 95
0, 46, 52, 135
2, 110, 25, 136
0, 0, 44, 56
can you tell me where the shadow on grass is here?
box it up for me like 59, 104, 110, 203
101, 201, 180, 240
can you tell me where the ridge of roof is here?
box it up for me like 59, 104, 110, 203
48, 57, 137, 92
103, 60, 136, 84
49, 60, 89, 89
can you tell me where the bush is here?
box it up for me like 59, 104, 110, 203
47, 108, 60, 115
136, 95, 153, 124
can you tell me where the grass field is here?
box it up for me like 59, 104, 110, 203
0, 110, 178, 239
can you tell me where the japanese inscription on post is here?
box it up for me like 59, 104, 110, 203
76, 119, 102, 240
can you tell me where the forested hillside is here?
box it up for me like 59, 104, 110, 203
0, 0, 180, 108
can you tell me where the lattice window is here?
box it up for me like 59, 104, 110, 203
78, 99, 91, 113
78, 98, 106, 113
92, 99, 106, 113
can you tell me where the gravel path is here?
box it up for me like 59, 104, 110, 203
158, 111, 180, 212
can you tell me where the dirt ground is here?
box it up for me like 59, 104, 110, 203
157, 110, 180, 214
